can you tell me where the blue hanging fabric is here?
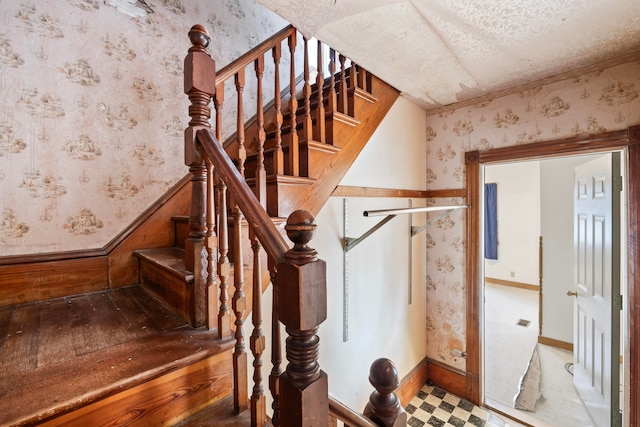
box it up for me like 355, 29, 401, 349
484, 183, 498, 260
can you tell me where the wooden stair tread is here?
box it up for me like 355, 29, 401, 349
134, 247, 194, 282
174, 395, 271, 427
0, 286, 234, 426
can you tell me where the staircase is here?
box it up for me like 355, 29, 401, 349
0, 24, 403, 427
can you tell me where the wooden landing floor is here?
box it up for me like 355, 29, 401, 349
0, 286, 231, 426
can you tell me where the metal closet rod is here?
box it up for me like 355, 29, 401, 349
363, 204, 467, 217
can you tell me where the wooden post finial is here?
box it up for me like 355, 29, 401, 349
364, 358, 407, 427
188, 24, 211, 52
284, 210, 318, 264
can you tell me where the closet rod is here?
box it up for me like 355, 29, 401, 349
363, 204, 467, 217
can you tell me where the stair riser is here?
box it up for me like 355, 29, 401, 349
39, 350, 233, 427
140, 261, 195, 326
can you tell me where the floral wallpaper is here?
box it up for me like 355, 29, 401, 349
0, 0, 287, 256
425, 60, 640, 370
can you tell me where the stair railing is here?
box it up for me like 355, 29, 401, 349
184, 24, 402, 427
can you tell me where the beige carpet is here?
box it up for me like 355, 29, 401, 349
484, 283, 595, 427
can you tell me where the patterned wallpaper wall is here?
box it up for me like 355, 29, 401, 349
0, 0, 287, 256
424, 59, 640, 370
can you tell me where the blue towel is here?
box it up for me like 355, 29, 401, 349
484, 183, 498, 260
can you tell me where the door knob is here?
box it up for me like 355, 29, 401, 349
566, 290, 578, 297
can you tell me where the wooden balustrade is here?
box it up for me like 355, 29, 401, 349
185, 23, 389, 427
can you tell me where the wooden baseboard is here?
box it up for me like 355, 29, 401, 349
538, 335, 573, 351
0, 257, 109, 307
397, 358, 429, 407
424, 358, 469, 401
485, 277, 538, 291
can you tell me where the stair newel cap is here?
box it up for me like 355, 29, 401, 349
364, 358, 407, 427
284, 210, 318, 265
188, 24, 211, 53
277, 210, 327, 331
184, 24, 216, 98
369, 358, 400, 393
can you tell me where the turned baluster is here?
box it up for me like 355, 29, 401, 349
184, 24, 216, 327
314, 40, 326, 144
269, 258, 283, 427
235, 69, 246, 177
250, 228, 266, 426
325, 49, 337, 146
338, 54, 348, 115
301, 37, 313, 142
214, 83, 230, 334
204, 163, 216, 329
213, 82, 232, 339
272, 44, 284, 176
232, 204, 248, 412
278, 211, 328, 426
254, 56, 266, 207
363, 358, 407, 427
249, 57, 267, 422
357, 65, 367, 91
328, 49, 337, 115
287, 33, 299, 176
349, 60, 358, 92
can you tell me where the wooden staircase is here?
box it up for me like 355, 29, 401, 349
133, 27, 398, 330
142, 22, 404, 424
0, 25, 403, 427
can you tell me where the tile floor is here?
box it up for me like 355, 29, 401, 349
406, 384, 515, 427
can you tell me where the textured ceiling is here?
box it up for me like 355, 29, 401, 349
258, 0, 640, 110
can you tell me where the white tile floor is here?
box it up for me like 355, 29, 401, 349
483, 283, 594, 427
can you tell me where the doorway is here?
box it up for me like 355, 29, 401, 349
481, 154, 614, 426
464, 128, 640, 427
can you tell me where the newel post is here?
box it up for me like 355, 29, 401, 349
184, 25, 216, 326
363, 358, 407, 427
277, 210, 329, 426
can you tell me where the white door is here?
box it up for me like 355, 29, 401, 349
572, 152, 622, 427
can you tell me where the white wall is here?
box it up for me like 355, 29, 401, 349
253, 96, 427, 413
314, 96, 427, 410
484, 161, 541, 285
540, 154, 601, 344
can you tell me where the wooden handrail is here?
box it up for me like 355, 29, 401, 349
216, 25, 296, 84
329, 395, 377, 427
185, 23, 390, 427
196, 128, 289, 263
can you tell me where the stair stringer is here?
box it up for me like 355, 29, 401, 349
273, 74, 399, 218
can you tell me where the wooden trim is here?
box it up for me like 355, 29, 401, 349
466, 127, 639, 426
103, 175, 191, 253
0, 257, 109, 307
477, 129, 629, 164
627, 125, 640, 427
397, 357, 429, 407
332, 185, 428, 198
425, 358, 468, 400
484, 277, 538, 291
465, 155, 481, 405
425, 188, 467, 199
538, 336, 573, 351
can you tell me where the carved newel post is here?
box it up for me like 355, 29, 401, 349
183, 25, 216, 327
184, 25, 216, 273
364, 358, 407, 427
277, 210, 329, 426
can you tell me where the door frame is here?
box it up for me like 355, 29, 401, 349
464, 126, 640, 427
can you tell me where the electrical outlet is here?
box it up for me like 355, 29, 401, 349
510, 271, 516, 278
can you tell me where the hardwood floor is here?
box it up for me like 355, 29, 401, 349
0, 286, 234, 426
